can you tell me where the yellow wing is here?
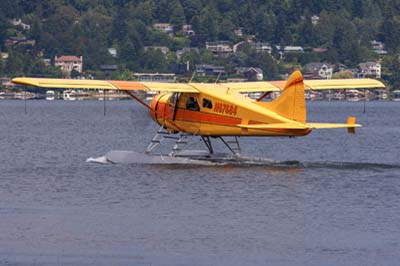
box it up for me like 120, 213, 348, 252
220, 78, 385, 93
12, 75, 385, 94
11, 78, 199, 93
304, 79, 385, 90
218, 81, 284, 93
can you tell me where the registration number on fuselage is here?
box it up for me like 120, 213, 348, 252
213, 102, 237, 116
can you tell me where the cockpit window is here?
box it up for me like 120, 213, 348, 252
202, 98, 213, 109
168, 92, 179, 105
186, 96, 200, 111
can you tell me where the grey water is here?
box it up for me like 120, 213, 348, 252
0, 100, 399, 266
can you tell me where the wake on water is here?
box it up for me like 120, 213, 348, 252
85, 150, 400, 170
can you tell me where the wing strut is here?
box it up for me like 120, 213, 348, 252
257, 91, 274, 101
123, 90, 152, 110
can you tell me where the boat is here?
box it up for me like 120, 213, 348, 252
392, 90, 400, 101
346, 89, 364, 102
46, 90, 55, 100
63, 90, 77, 100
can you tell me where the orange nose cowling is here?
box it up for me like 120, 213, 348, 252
149, 93, 168, 125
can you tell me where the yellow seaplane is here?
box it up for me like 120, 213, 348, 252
12, 71, 384, 160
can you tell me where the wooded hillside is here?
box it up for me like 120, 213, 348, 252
1, 0, 400, 88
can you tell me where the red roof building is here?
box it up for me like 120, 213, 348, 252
55, 55, 83, 74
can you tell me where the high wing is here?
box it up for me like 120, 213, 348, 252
12, 76, 385, 94
11, 78, 199, 93
304, 79, 385, 90
220, 78, 385, 93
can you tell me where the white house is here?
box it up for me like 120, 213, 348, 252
206, 41, 233, 57
371, 41, 387, 55
234, 67, 263, 81
108, 48, 117, 57
55, 55, 83, 74
358, 62, 381, 79
303, 62, 333, 79
9, 18, 31, 30
153, 23, 174, 36
182, 24, 195, 36
277, 46, 304, 53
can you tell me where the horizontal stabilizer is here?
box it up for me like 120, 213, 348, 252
238, 123, 306, 130
306, 123, 361, 129
307, 116, 360, 134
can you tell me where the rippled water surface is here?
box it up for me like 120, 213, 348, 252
0, 100, 399, 266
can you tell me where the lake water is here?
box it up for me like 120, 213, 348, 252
0, 100, 399, 266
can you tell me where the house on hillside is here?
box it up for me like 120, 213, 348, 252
5, 36, 36, 48
9, 19, 31, 30
42, 58, 51, 66
182, 24, 195, 36
153, 23, 174, 36
312, 47, 327, 53
234, 67, 263, 81
278, 46, 304, 53
357, 62, 381, 79
176, 47, 199, 59
108, 48, 117, 57
100, 65, 117, 71
1, 53, 9, 59
303, 62, 333, 79
251, 42, 272, 53
55, 55, 83, 74
371, 40, 387, 55
206, 41, 233, 57
234, 28, 244, 37
133, 73, 176, 82
195, 64, 226, 76
144, 46, 170, 55
311, 15, 320, 25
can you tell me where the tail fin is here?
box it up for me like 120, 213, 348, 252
264, 70, 306, 123
347, 116, 356, 134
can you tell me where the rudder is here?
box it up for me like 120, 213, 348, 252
264, 70, 306, 123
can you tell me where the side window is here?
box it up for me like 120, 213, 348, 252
186, 96, 200, 111
202, 98, 213, 109
168, 92, 179, 105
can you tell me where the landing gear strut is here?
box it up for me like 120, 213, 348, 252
145, 125, 241, 157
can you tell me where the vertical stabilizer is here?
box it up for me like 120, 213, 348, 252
265, 70, 306, 123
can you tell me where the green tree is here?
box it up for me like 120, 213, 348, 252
298, 9, 314, 46
4, 51, 24, 76
218, 18, 236, 41
192, 6, 220, 41
255, 11, 274, 42
140, 49, 167, 72
169, 0, 186, 31
132, 1, 155, 25
0, 0, 22, 18
314, 10, 335, 46
380, 15, 400, 53
0, 15, 8, 50
182, 0, 202, 21
383, 55, 400, 90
